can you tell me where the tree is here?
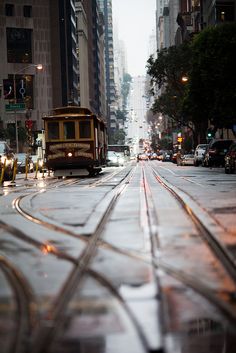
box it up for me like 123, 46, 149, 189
121, 73, 132, 109
109, 129, 126, 145
184, 23, 236, 135
147, 43, 194, 134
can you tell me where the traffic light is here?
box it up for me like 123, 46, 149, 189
207, 128, 214, 139
25, 120, 33, 130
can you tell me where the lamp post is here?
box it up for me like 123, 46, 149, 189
13, 64, 42, 153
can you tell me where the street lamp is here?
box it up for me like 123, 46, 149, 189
13, 64, 43, 153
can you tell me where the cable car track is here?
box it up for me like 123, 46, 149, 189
143, 163, 236, 325
1, 166, 153, 353
1, 162, 236, 352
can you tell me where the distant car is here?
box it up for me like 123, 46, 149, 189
106, 151, 119, 167
0, 141, 15, 180
194, 144, 208, 166
203, 139, 234, 167
224, 141, 236, 174
162, 150, 173, 162
115, 152, 125, 166
137, 153, 149, 161
181, 154, 195, 166
16, 153, 34, 173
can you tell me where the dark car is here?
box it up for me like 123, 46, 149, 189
225, 141, 236, 174
203, 139, 234, 167
0, 141, 15, 181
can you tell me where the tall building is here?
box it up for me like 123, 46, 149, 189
50, 0, 78, 107
0, 1, 53, 134
98, 0, 116, 138
81, 0, 106, 120
0, 0, 79, 138
75, 1, 90, 108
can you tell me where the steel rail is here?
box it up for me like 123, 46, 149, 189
30, 166, 151, 353
0, 255, 37, 353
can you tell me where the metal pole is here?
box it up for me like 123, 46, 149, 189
13, 74, 19, 154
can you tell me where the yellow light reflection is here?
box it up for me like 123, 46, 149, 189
41, 243, 54, 254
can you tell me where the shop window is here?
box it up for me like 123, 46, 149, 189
7, 28, 32, 63
23, 5, 32, 17
5, 4, 14, 16
79, 121, 91, 138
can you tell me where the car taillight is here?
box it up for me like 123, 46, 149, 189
209, 149, 216, 155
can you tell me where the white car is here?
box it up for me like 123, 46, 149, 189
194, 144, 208, 166
181, 154, 195, 166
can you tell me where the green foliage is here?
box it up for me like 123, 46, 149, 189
147, 23, 236, 142
147, 43, 192, 128
121, 73, 132, 109
109, 129, 126, 145
116, 109, 127, 121
186, 23, 236, 129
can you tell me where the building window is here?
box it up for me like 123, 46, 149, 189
5, 4, 14, 16
6, 28, 32, 63
216, 2, 235, 22
23, 5, 32, 18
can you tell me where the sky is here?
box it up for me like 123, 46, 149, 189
112, 0, 156, 77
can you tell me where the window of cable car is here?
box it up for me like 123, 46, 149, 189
79, 121, 91, 138
63, 121, 75, 139
48, 122, 59, 139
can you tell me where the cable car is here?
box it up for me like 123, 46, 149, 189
43, 106, 107, 177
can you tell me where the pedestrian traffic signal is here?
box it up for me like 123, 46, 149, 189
177, 137, 183, 143
3, 79, 14, 99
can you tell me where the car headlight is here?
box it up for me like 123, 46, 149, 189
1, 156, 6, 164
5, 158, 13, 167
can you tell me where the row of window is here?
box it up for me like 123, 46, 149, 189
5, 4, 32, 17
47, 120, 91, 140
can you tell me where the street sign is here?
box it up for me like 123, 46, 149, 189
5, 103, 26, 111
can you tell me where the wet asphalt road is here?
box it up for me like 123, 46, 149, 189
0, 162, 236, 353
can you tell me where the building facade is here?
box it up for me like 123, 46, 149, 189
98, 0, 116, 138
0, 0, 53, 135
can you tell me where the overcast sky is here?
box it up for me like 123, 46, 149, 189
112, 0, 156, 77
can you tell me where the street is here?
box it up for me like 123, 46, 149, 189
0, 161, 236, 353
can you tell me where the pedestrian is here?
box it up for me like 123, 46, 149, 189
176, 150, 182, 166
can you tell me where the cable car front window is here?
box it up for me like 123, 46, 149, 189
79, 121, 91, 138
64, 121, 75, 139
48, 122, 59, 140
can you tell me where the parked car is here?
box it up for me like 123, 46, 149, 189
0, 141, 15, 181
194, 144, 208, 166
225, 141, 236, 174
181, 154, 195, 166
203, 139, 234, 167
16, 153, 34, 173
